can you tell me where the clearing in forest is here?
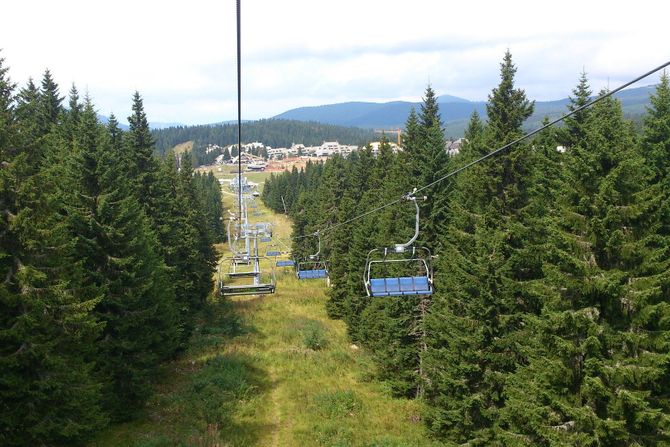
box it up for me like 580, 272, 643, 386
91, 172, 437, 446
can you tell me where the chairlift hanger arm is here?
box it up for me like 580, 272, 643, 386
308, 231, 321, 260
394, 190, 426, 253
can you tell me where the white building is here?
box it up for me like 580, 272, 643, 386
369, 141, 401, 156
446, 138, 466, 156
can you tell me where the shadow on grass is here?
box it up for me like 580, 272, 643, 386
91, 297, 274, 447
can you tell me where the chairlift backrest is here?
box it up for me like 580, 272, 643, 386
364, 247, 433, 297
363, 194, 433, 297
276, 260, 295, 267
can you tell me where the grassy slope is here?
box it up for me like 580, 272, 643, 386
172, 141, 194, 157
91, 172, 438, 447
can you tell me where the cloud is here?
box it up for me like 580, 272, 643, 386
2, 0, 667, 124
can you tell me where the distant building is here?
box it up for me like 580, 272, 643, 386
446, 138, 467, 156
369, 141, 401, 156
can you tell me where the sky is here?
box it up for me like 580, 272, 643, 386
1, 0, 668, 125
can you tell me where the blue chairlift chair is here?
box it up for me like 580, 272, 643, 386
296, 232, 329, 280
267, 249, 295, 267
218, 255, 276, 296
364, 193, 433, 297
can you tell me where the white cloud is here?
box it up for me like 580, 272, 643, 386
1, 0, 668, 124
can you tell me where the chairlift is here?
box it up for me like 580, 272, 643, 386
364, 192, 434, 297
277, 260, 296, 268
297, 232, 329, 280
268, 248, 295, 268
218, 255, 276, 296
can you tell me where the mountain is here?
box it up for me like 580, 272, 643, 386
149, 122, 186, 130
97, 114, 129, 130
273, 85, 656, 137
437, 94, 471, 103
97, 115, 185, 131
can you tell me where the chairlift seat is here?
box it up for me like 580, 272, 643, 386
298, 269, 328, 279
228, 271, 260, 278
220, 283, 275, 296
233, 256, 251, 265
369, 276, 432, 297
277, 260, 295, 267
260, 237, 271, 243
266, 251, 281, 257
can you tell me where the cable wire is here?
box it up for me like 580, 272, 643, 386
236, 0, 242, 221
290, 60, 670, 241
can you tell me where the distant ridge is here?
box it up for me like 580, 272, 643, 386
273, 85, 656, 137
97, 115, 186, 131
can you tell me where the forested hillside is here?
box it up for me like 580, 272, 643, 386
273, 85, 656, 137
0, 55, 224, 445
152, 119, 376, 157
262, 51, 670, 445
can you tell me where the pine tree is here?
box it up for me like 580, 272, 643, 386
175, 154, 216, 310
325, 191, 357, 319
106, 113, 123, 151
37, 69, 63, 135
194, 171, 226, 243
424, 51, 542, 444
0, 51, 15, 152
642, 72, 670, 182
461, 110, 485, 158
125, 91, 157, 206
58, 97, 179, 420
14, 78, 41, 149
62, 83, 82, 143
1, 65, 105, 445
401, 108, 420, 169
502, 92, 670, 445
560, 70, 592, 149
412, 86, 450, 249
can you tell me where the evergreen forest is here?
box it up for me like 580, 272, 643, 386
3, 44, 670, 446
152, 119, 377, 161
0, 55, 224, 445
262, 51, 670, 445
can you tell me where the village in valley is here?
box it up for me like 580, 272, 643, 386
205, 137, 467, 173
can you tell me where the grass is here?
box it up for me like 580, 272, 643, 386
172, 141, 194, 157
90, 182, 439, 446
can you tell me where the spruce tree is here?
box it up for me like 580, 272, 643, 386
0, 51, 15, 151
62, 83, 82, 143
642, 72, 670, 182
415, 86, 450, 248
560, 70, 592, 149
58, 97, 179, 420
14, 78, 42, 149
423, 51, 542, 444
502, 92, 670, 445
175, 154, 216, 310
37, 69, 63, 135
125, 91, 158, 206
106, 113, 124, 151
1, 67, 105, 445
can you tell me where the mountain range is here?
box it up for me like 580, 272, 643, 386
127, 85, 656, 139
97, 116, 187, 131
272, 85, 656, 137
